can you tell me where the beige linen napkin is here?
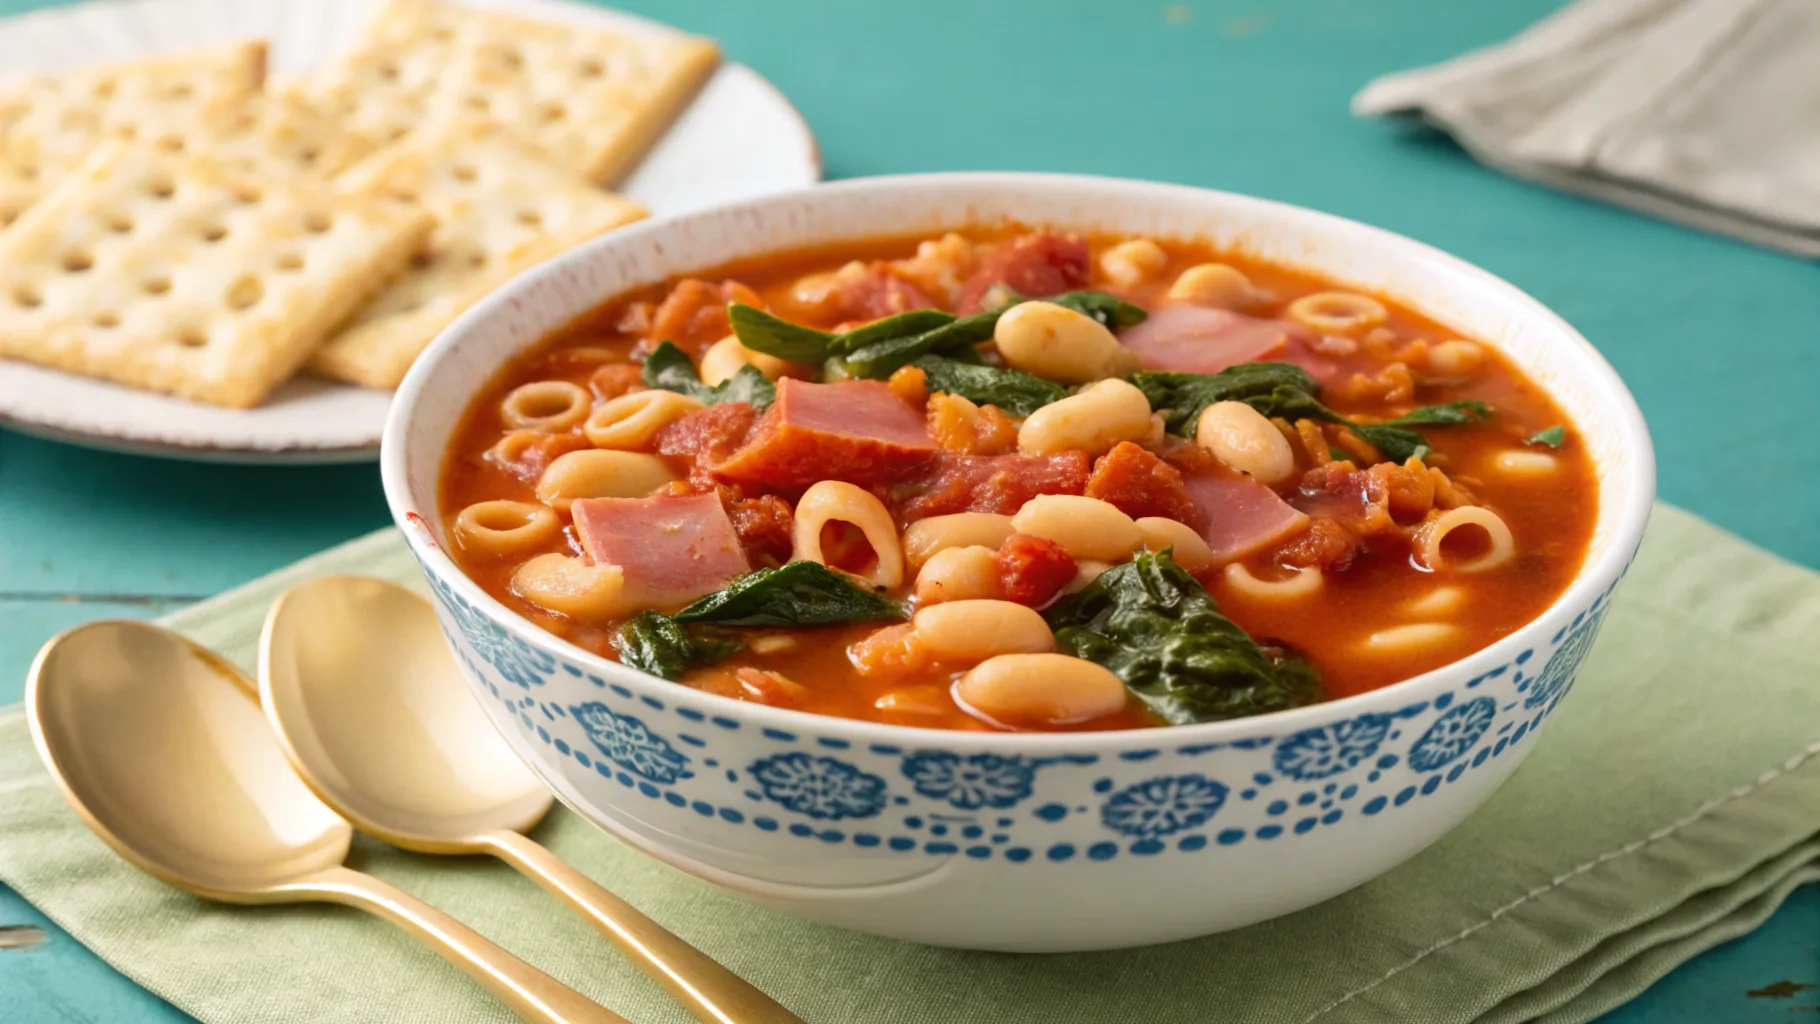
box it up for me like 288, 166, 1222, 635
1353, 0, 1820, 257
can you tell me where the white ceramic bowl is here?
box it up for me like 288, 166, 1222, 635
381, 173, 1654, 952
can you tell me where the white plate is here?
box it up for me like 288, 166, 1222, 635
0, 0, 820, 463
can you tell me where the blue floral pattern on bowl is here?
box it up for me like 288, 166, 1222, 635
902, 752, 1035, 809
424, 560, 1624, 866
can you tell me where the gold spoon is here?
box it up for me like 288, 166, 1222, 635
259, 575, 805, 1024
27, 619, 629, 1024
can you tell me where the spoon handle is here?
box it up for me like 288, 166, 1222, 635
480, 829, 807, 1024
304, 865, 631, 1024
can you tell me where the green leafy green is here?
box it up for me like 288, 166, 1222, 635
640, 341, 776, 410
727, 304, 837, 363
836, 309, 956, 350
1527, 425, 1566, 448
1381, 400, 1494, 427
1046, 290, 1149, 330
1131, 364, 1490, 461
1043, 550, 1322, 724
673, 561, 906, 627
1131, 362, 1326, 434
913, 355, 1066, 417
616, 612, 745, 681
1350, 402, 1492, 462
825, 290, 1148, 381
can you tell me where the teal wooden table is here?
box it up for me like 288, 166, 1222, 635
2, 0, 1815, 1019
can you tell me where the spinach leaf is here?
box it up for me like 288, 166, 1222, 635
1351, 401, 1492, 462
913, 355, 1066, 417
1527, 425, 1566, 448
616, 611, 744, 681
1043, 549, 1321, 724
1381, 400, 1493, 427
1131, 362, 1326, 434
1047, 290, 1149, 330
828, 309, 1000, 380
641, 340, 776, 411
1132, 363, 1490, 461
673, 561, 906, 627
727, 304, 837, 363
835, 309, 956, 351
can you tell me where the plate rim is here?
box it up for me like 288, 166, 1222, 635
0, 0, 822, 465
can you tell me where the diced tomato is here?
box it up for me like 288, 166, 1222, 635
726, 493, 795, 566
713, 379, 936, 492
588, 363, 644, 402
994, 533, 1077, 607
1084, 441, 1206, 531
894, 450, 1091, 521
656, 403, 760, 489
956, 233, 1090, 313
1274, 517, 1362, 571
927, 392, 1018, 455
836, 263, 939, 321
887, 364, 930, 408
648, 279, 764, 346
848, 623, 933, 679
485, 430, 591, 483
1292, 462, 1397, 537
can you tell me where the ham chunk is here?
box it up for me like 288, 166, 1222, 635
1182, 470, 1311, 564
571, 492, 749, 610
713, 378, 935, 491
1120, 305, 1291, 374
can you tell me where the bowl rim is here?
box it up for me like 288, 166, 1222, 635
381, 170, 1656, 752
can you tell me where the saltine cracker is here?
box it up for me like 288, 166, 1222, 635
309, 123, 647, 389
0, 40, 267, 229
0, 141, 431, 408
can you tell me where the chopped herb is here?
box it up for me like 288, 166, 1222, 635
1132, 363, 1490, 462
913, 355, 1066, 417
641, 340, 776, 410
616, 611, 744, 681
1527, 425, 1566, 448
673, 561, 906, 627
1043, 549, 1322, 723
835, 309, 956, 350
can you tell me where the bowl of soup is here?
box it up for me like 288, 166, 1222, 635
381, 173, 1653, 952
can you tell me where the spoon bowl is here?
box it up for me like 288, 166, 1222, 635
261, 575, 806, 1024
260, 575, 549, 849
28, 618, 628, 1024
29, 620, 351, 901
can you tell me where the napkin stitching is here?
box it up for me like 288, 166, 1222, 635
1302, 739, 1820, 1022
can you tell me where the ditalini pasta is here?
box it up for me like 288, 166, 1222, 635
441, 227, 1597, 730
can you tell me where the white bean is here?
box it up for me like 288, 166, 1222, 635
1167, 263, 1253, 310
913, 600, 1054, 661
913, 546, 1002, 604
1195, 400, 1296, 485
1099, 239, 1167, 288
511, 554, 628, 621
1134, 517, 1214, 571
1011, 495, 1139, 561
903, 513, 1016, 568
993, 300, 1132, 384
955, 653, 1127, 726
1017, 378, 1154, 457
699, 336, 793, 385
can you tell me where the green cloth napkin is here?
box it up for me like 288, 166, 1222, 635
1, 504, 1816, 1024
